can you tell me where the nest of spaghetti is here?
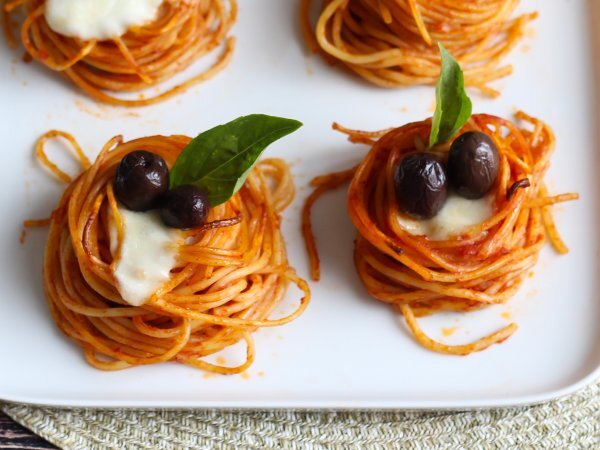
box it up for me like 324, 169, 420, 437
303, 112, 577, 355
301, 0, 536, 96
37, 131, 309, 373
3, 0, 236, 106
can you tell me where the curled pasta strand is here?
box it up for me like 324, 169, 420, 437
301, 0, 535, 96
4, 0, 237, 106
303, 112, 576, 355
38, 131, 310, 373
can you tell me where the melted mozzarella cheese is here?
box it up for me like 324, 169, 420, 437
397, 194, 493, 241
45, 0, 163, 41
110, 209, 180, 307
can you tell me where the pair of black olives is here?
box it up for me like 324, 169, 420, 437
395, 131, 499, 219
114, 151, 209, 229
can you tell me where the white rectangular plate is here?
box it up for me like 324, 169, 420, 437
0, 0, 598, 409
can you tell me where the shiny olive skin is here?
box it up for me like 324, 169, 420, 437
160, 185, 210, 229
447, 131, 499, 199
114, 151, 170, 211
395, 152, 448, 219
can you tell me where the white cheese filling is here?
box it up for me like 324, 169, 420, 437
45, 0, 163, 41
397, 194, 493, 241
110, 209, 180, 307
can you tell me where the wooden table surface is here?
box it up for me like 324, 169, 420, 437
0, 412, 56, 449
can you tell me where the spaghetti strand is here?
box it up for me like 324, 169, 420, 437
4, 0, 237, 106
36, 131, 310, 373
301, 0, 536, 96
303, 113, 577, 355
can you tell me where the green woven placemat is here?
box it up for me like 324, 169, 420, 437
2, 381, 599, 450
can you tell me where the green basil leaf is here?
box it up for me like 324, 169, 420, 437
170, 114, 302, 206
428, 43, 472, 148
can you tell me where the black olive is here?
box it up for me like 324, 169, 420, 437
114, 151, 169, 211
395, 152, 448, 219
447, 131, 499, 199
160, 185, 210, 229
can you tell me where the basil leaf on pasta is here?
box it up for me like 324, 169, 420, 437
429, 43, 472, 148
170, 115, 302, 206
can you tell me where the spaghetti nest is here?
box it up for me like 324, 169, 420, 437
34, 131, 310, 373
301, 0, 536, 96
3, 0, 236, 106
303, 112, 577, 355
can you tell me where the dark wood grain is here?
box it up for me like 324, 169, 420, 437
0, 413, 56, 449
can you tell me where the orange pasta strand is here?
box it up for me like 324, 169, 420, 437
303, 113, 577, 355
4, 0, 237, 106
301, 0, 536, 96
36, 131, 310, 373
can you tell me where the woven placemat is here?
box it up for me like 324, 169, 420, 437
2, 381, 599, 450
